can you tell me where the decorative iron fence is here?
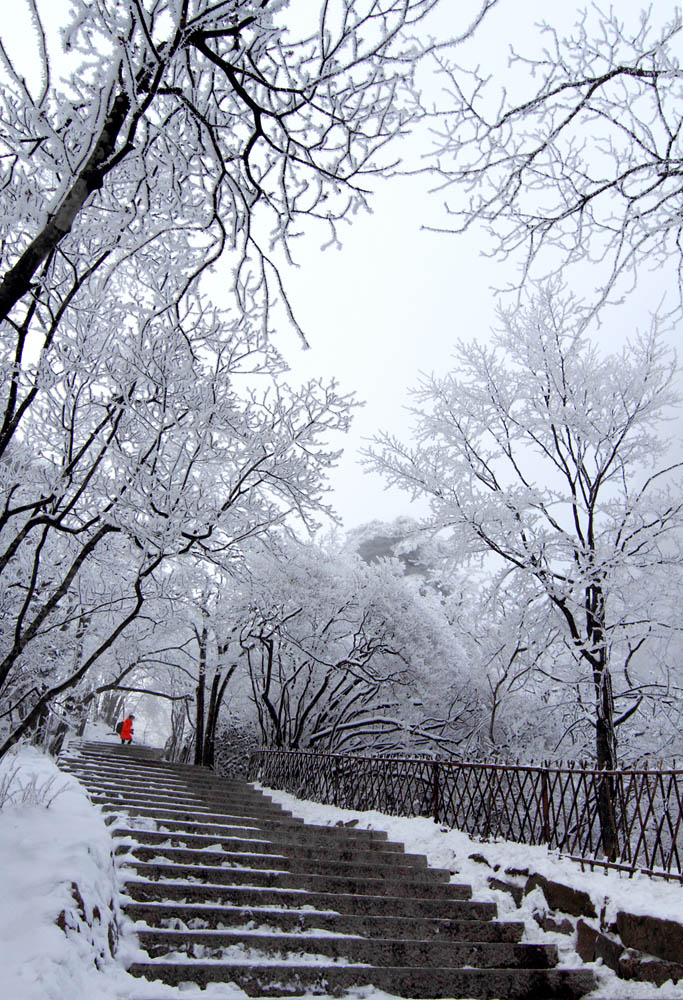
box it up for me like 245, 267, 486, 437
248, 750, 683, 881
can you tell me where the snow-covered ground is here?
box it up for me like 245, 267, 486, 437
0, 737, 682, 999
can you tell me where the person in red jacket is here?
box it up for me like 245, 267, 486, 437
120, 715, 135, 745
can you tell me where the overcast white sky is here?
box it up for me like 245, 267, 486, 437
272, 0, 683, 530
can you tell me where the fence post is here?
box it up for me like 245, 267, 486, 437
542, 765, 550, 843
432, 760, 440, 823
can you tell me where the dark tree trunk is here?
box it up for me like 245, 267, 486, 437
196, 664, 236, 768
202, 671, 221, 769
32, 701, 51, 745
587, 580, 619, 861
164, 700, 187, 762
0, 92, 133, 326
194, 627, 207, 767
99, 691, 125, 730
48, 721, 69, 756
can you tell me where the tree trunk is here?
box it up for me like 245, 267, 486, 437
32, 701, 51, 746
196, 664, 236, 768
98, 691, 124, 729
194, 627, 207, 767
587, 580, 619, 861
164, 700, 186, 762
202, 670, 221, 769
0, 92, 133, 326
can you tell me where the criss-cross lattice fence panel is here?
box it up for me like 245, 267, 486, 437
247, 750, 683, 879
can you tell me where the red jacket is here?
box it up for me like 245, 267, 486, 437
120, 717, 133, 740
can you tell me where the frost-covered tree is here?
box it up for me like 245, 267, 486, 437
367, 287, 683, 851
446, 576, 561, 757
0, 0, 497, 756
428, 5, 683, 306
0, 0, 494, 339
0, 299, 352, 758
229, 536, 466, 753
85, 587, 198, 727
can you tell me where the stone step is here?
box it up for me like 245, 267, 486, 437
69, 733, 163, 757
113, 827, 429, 867
64, 753, 214, 771
68, 776, 251, 803
101, 805, 399, 846
62, 756, 206, 777
71, 759, 208, 777
98, 799, 311, 828
61, 766, 211, 789
86, 780, 274, 803
121, 789, 281, 810
63, 757, 243, 795
64, 767, 262, 795
80, 780, 199, 799
64, 745, 165, 762
101, 802, 304, 828
66, 743, 157, 750
64, 759, 196, 777
115, 817, 406, 854
63, 751, 186, 766
125, 960, 596, 998
65, 755, 203, 776
123, 901, 525, 941
122, 880, 492, 919
114, 818, 274, 841
120, 860, 472, 899
110, 798, 297, 821
135, 928, 558, 969
119, 844, 449, 882
90, 788, 289, 813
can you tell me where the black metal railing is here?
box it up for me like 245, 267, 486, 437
248, 749, 683, 881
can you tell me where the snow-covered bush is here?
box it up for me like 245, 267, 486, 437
0, 764, 69, 810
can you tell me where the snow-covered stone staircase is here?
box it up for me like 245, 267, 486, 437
60, 740, 597, 998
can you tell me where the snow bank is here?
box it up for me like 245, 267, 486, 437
0, 743, 120, 999
0, 744, 253, 1000
259, 783, 683, 999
